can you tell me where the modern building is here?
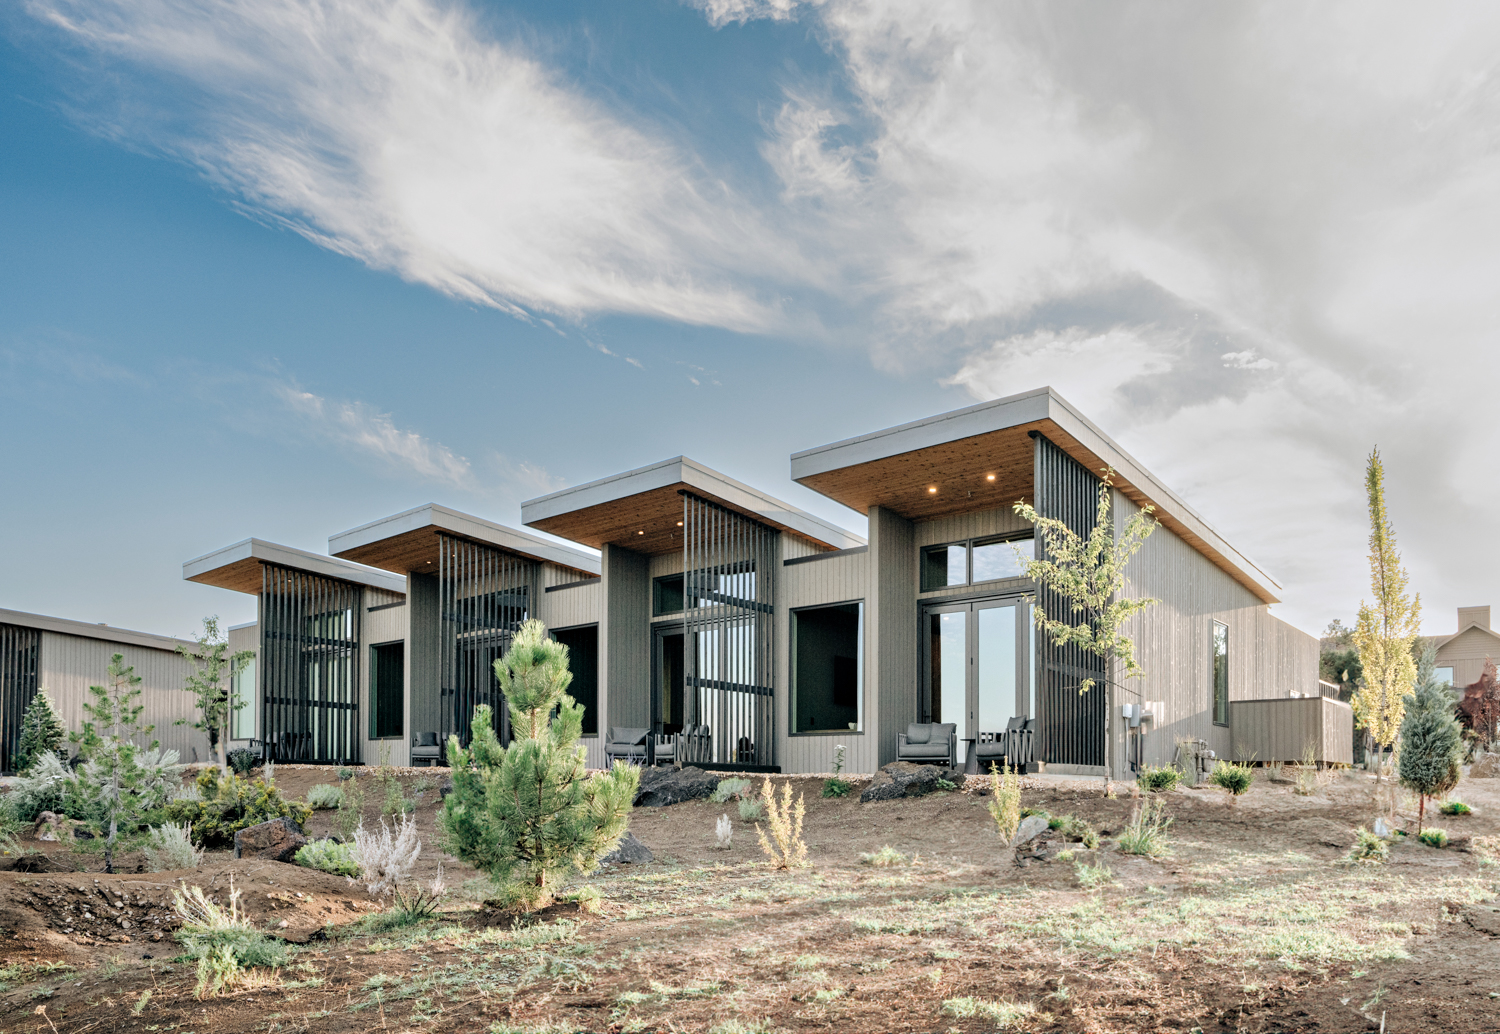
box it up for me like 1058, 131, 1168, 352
184, 387, 1330, 777
0, 608, 207, 774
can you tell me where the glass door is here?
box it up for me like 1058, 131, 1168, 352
924, 597, 1033, 767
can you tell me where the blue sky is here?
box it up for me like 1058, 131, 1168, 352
4, 1, 1500, 640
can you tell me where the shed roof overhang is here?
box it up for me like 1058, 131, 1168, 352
520, 457, 866, 557
0, 607, 195, 653
183, 538, 408, 595
328, 504, 600, 577
790, 386, 1282, 605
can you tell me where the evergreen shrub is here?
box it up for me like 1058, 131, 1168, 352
166, 768, 312, 847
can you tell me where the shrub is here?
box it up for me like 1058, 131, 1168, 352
13, 691, 66, 774
173, 878, 290, 998
351, 814, 422, 896
1292, 743, 1321, 796
1020, 805, 1049, 819
987, 764, 1021, 841
335, 775, 365, 842
305, 784, 344, 810
166, 768, 312, 847
1399, 675, 1465, 833
1136, 765, 1181, 793
711, 778, 752, 803
821, 778, 852, 799
225, 748, 258, 775
1418, 827, 1449, 848
1117, 798, 1172, 856
1440, 800, 1473, 816
295, 839, 358, 877
1209, 760, 1253, 795
755, 777, 807, 869
715, 814, 733, 849
859, 845, 907, 867
335, 766, 355, 782
1347, 826, 1389, 863
438, 620, 637, 909
738, 796, 765, 822
934, 777, 957, 791
1074, 858, 1113, 890
143, 822, 203, 871
3, 752, 69, 824
1048, 814, 1100, 850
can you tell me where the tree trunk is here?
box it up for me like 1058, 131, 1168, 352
1417, 794, 1426, 836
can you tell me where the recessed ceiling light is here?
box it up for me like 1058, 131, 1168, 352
986, 474, 996, 481
676, 521, 683, 527
637, 530, 645, 535
928, 486, 938, 494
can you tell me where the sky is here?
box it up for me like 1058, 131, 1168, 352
3, 0, 1498, 642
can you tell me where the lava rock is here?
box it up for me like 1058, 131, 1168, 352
600, 831, 654, 865
1011, 814, 1049, 847
233, 817, 307, 863
635, 766, 720, 807
439, 780, 455, 799
859, 761, 966, 802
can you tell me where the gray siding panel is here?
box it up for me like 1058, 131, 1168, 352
868, 506, 917, 768
408, 573, 441, 750
1228, 696, 1354, 765
914, 506, 1031, 547
603, 544, 651, 732
364, 588, 409, 766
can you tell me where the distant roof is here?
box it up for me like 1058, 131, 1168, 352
791, 386, 1281, 605
0, 607, 194, 653
183, 539, 407, 595
521, 457, 866, 556
328, 504, 600, 577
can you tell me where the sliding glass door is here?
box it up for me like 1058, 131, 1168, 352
924, 597, 1033, 766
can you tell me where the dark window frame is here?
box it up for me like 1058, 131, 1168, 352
789, 599, 865, 737
1212, 620, 1229, 727
551, 622, 600, 737
369, 640, 405, 741
920, 531, 1036, 592
652, 573, 685, 616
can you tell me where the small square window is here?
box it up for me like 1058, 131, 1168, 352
921, 544, 968, 591
653, 574, 684, 616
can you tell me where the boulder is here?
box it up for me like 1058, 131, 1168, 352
635, 766, 720, 808
1471, 754, 1500, 779
600, 831, 654, 866
1011, 814, 1050, 848
859, 761, 967, 803
233, 817, 307, 863
439, 779, 455, 799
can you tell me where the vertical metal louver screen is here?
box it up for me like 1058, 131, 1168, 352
438, 534, 533, 754
260, 565, 361, 764
681, 492, 778, 768
1034, 433, 1108, 768
0, 624, 41, 775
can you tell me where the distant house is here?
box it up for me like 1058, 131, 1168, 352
1432, 606, 1500, 688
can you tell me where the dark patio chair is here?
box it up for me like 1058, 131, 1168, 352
411, 731, 442, 767
604, 727, 650, 766
896, 722, 957, 766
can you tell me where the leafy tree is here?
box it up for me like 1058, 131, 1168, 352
1398, 666, 1464, 834
1351, 448, 1422, 780
1013, 468, 1159, 693
176, 617, 254, 773
1319, 648, 1363, 698
1458, 657, 1500, 752
13, 689, 66, 773
1322, 618, 1355, 649
65, 654, 183, 873
439, 619, 638, 908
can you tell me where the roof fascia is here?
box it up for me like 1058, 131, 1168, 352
327, 503, 601, 575
0, 607, 195, 653
182, 538, 408, 594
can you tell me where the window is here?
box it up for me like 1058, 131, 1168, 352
370, 642, 404, 740
553, 625, 599, 735
921, 535, 1034, 591
653, 574, 684, 615
230, 658, 256, 741
1435, 666, 1455, 687
791, 602, 863, 733
1212, 621, 1229, 726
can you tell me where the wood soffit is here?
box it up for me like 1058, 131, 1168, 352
333, 526, 594, 578
184, 556, 264, 595
524, 482, 830, 557
795, 417, 1277, 605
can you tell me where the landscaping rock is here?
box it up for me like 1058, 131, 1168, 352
233, 817, 307, 863
859, 761, 966, 802
439, 779, 455, 799
635, 766, 720, 807
1011, 814, 1050, 848
600, 831, 653, 865
1471, 753, 1500, 779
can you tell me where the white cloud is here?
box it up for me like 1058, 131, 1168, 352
275, 383, 473, 487
28, 0, 795, 330
688, 0, 807, 28
1221, 351, 1276, 372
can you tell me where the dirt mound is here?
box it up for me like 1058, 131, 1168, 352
0, 858, 382, 964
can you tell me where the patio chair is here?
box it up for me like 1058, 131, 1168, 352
604, 727, 650, 766
1008, 718, 1036, 768
410, 731, 442, 767
976, 716, 1026, 770
896, 722, 957, 766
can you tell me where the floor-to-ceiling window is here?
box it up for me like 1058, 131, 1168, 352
925, 597, 1033, 767
553, 624, 599, 736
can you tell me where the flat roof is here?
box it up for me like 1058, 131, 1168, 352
0, 607, 195, 653
521, 456, 866, 556
328, 504, 600, 577
791, 386, 1281, 604
183, 538, 408, 595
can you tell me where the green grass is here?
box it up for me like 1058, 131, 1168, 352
859, 845, 908, 867
942, 997, 1036, 1028
1440, 800, 1473, 816
1418, 828, 1449, 848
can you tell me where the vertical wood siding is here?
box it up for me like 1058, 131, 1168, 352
603, 544, 651, 732
537, 563, 602, 632
363, 589, 409, 766
1228, 697, 1354, 765
914, 506, 1031, 547
38, 631, 208, 764
777, 545, 873, 774
868, 506, 917, 767
1113, 491, 1318, 777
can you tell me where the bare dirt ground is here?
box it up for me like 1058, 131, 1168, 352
2, 765, 1499, 1033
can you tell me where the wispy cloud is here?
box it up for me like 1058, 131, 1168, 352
274, 383, 473, 488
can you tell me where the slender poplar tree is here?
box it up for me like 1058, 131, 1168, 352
1351, 448, 1422, 781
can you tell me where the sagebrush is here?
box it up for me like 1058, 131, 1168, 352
305, 784, 343, 810
143, 822, 203, 871
295, 839, 358, 877
173, 878, 289, 998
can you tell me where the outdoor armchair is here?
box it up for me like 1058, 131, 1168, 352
410, 731, 442, 766
604, 727, 650, 766
896, 722, 957, 766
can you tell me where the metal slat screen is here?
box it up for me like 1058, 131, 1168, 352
1034, 433, 1108, 767
681, 492, 778, 768
260, 565, 361, 764
0, 624, 41, 775
438, 534, 533, 754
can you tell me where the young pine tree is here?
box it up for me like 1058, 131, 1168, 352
439, 619, 638, 908
14, 690, 67, 773
176, 616, 254, 773
66, 654, 184, 873
1398, 670, 1464, 835
1351, 448, 1422, 781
